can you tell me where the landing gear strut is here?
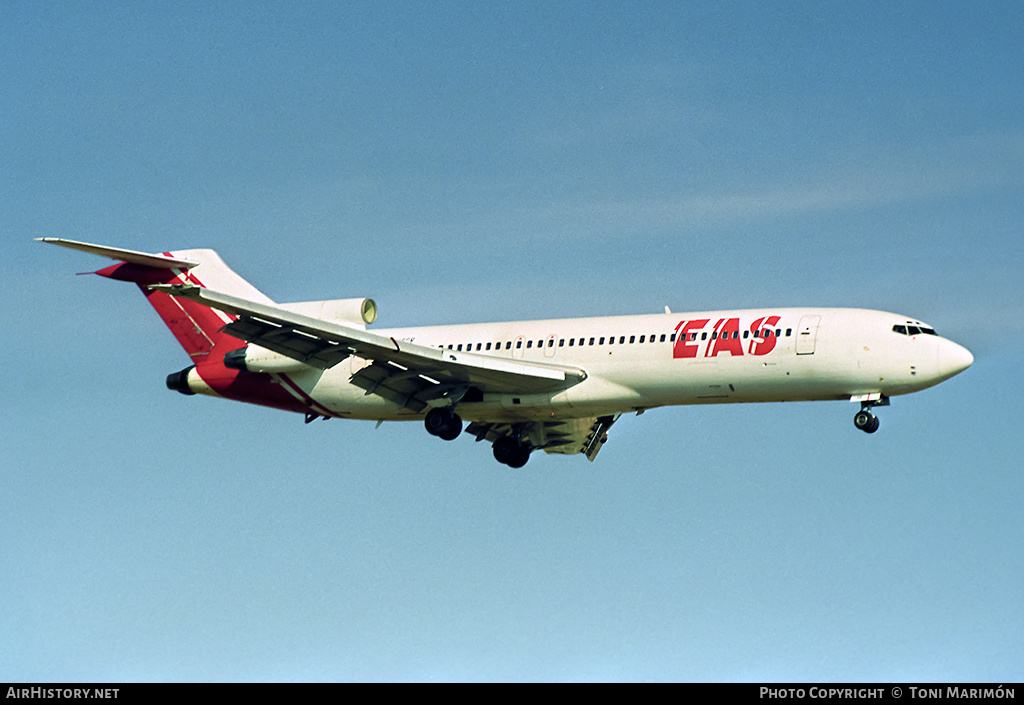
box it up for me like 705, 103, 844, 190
853, 395, 888, 434
424, 408, 462, 441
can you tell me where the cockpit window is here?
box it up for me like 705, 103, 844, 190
893, 323, 939, 336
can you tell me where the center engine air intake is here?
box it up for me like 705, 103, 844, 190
277, 297, 378, 327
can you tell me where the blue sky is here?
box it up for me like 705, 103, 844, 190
2, 1, 1022, 681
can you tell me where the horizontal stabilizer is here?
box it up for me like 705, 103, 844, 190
37, 238, 198, 270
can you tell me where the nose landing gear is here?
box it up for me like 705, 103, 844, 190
854, 409, 880, 433
852, 394, 888, 434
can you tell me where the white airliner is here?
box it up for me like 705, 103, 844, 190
41, 238, 973, 467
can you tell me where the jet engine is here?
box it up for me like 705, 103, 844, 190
166, 365, 197, 395
222, 345, 316, 373
278, 297, 377, 327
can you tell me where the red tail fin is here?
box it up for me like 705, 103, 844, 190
94, 248, 272, 360
43, 239, 314, 416
39, 240, 272, 359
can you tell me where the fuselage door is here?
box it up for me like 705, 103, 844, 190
544, 334, 557, 358
795, 315, 821, 355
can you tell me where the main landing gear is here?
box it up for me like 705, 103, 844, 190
853, 395, 888, 434
424, 408, 533, 467
424, 407, 462, 441
492, 435, 531, 468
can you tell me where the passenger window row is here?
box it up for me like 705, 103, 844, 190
441, 328, 793, 352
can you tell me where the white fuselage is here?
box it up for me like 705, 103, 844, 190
256, 307, 972, 423
40, 238, 973, 463
41, 238, 976, 464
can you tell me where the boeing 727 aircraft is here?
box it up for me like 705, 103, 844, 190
41, 238, 973, 467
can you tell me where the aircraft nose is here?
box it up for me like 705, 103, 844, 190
939, 339, 974, 379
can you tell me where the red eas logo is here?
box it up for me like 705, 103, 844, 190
672, 315, 782, 358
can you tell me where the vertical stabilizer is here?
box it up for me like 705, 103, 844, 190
41, 238, 336, 417
40, 239, 272, 360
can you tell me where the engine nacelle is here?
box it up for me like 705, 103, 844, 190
166, 365, 214, 396
278, 297, 377, 327
223, 345, 312, 373
167, 366, 197, 395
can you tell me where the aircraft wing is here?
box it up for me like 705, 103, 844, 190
466, 415, 619, 461
152, 284, 587, 411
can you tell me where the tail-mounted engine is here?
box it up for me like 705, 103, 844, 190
278, 297, 377, 327
222, 345, 315, 373
166, 366, 197, 395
